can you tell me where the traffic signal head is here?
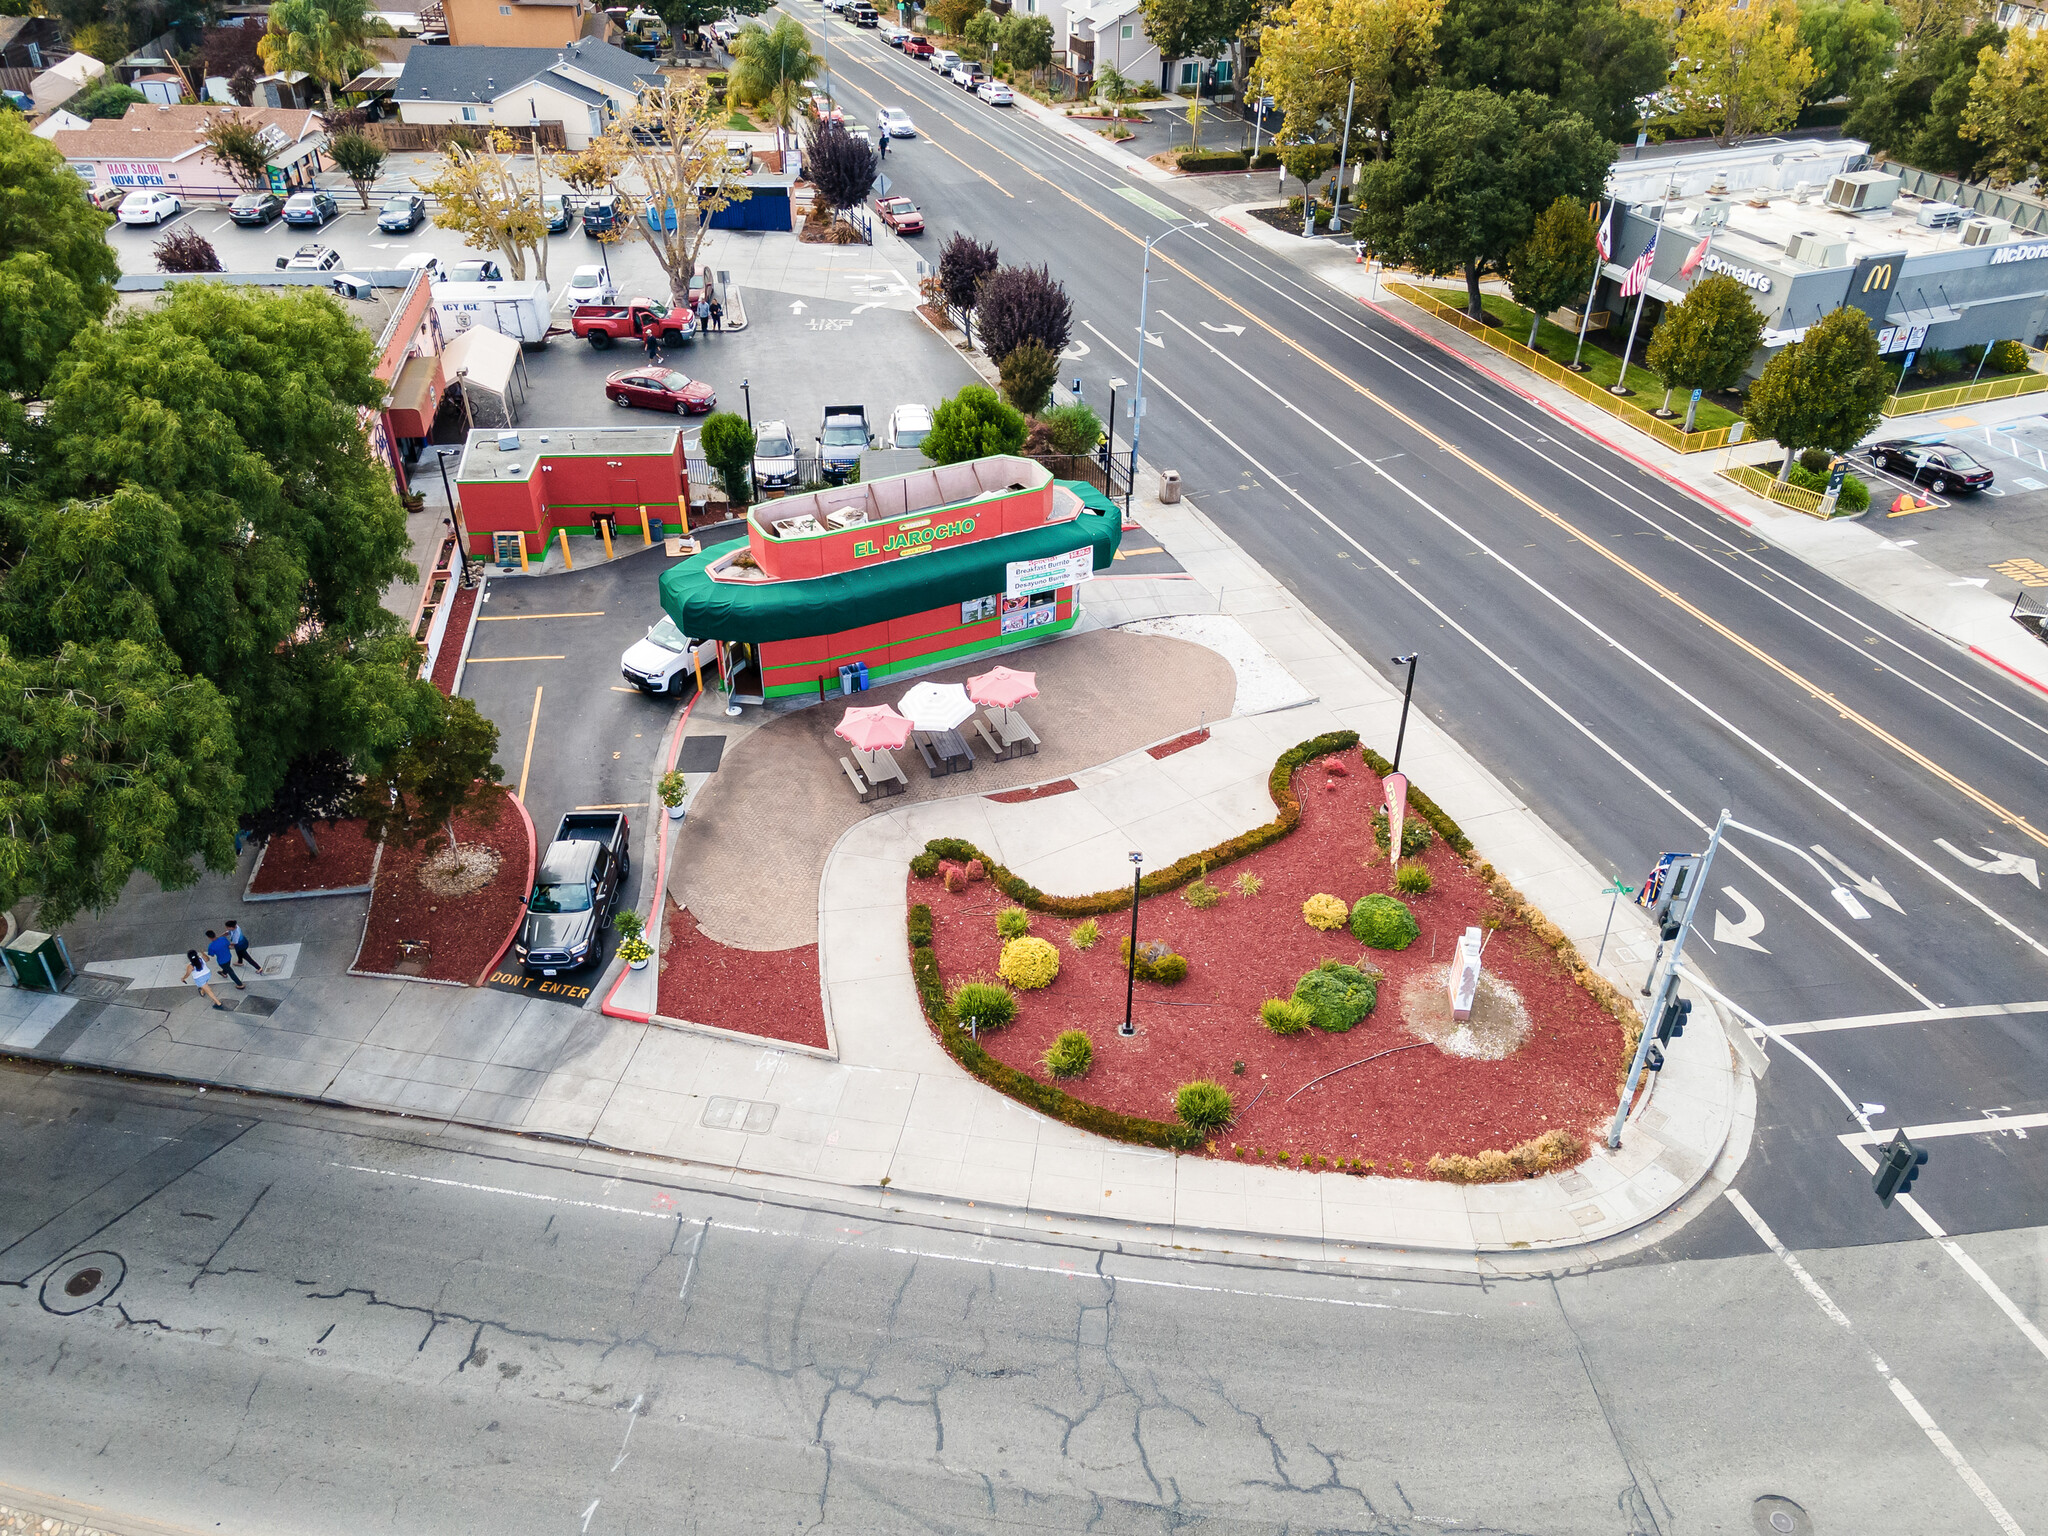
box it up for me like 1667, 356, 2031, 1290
1655, 997, 1691, 1044
1873, 1130, 1928, 1207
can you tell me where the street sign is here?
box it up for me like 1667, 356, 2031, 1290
1689, 388, 1702, 404
1818, 457, 1849, 516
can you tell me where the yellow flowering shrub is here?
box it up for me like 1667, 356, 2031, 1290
997, 935, 1061, 990
1302, 893, 1348, 931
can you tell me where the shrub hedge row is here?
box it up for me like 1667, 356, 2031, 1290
1178, 148, 1250, 172
907, 902, 1201, 1151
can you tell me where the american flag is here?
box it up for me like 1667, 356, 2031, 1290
1619, 230, 1658, 298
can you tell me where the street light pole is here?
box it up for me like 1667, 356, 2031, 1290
1120, 851, 1142, 1037
1128, 222, 1207, 517
1389, 652, 1418, 773
740, 377, 753, 431
435, 446, 475, 587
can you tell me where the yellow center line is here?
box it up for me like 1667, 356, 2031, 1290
465, 655, 567, 662
829, 70, 1013, 198
476, 611, 607, 620
517, 685, 542, 804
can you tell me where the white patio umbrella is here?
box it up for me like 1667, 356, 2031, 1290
897, 680, 975, 732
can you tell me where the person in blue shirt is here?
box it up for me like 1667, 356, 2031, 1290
204, 929, 247, 991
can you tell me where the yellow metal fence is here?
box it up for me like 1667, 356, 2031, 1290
1881, 371, 2048, 416
1720, 463, 1835, 518
1390, 283, 1737, 454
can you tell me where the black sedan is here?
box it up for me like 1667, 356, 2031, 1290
1866, 439, 1996, 495
377, 192, 427, 232
229, 191, 283, 226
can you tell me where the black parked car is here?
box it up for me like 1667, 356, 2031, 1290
282, 188, 339, 226
543, 192, 574, 233
1865, 439, 1996, 495
582, 194, 619, 235
377, 192, 427, 232
229, 191, 284, 226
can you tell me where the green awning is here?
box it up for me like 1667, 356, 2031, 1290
659, 479, 1124, 644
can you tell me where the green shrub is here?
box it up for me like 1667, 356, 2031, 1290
1395, 862, 1433, 895
1912, 347, 1964, 380
1292, 959, 1377, 1032
1350, 894, 1419, 949
1120, 936, 1189, 984
910, 852, 940, 878
1251, 148, 1280, 169
1371, 807, 1433, 857
1069, 917, 1100, 950
1043, 1029, 1094, 1078
1798, 447, 1831, 475
1174, 1080, 1234, 1131
1836, 473, 1871, 512
1302, 892, 1348, 930
996, 906, 1032, 940
907, 905, 933, 946
1179, 148, 1249, 171
1042, 401, 1103, 456
1260, 997, 1313, 1035
1989, 339, 2029, 374
1786, 463, 1871, 512
1183, 874, 1221, 909
999, 935, 1061, 989
948, 979, 1018, 1030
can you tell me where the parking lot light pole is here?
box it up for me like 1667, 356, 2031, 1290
1389, 652, 1418, 773
1128, 222, 1207, 515
1120, 851, 1142, 1037
740, 377, 753, 431
435, 447, 475, 587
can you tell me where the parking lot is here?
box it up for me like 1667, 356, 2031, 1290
1857, 412, 2048, 606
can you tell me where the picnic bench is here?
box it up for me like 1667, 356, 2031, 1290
839, 755, 885, 803
984, 709, 1040, 759
854, 746, 908, 796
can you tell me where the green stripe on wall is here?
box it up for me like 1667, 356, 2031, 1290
762, 618, 1076, 698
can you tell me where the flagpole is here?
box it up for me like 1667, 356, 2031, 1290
1611, 196, 1669, 397
1571, 201, 1608, 372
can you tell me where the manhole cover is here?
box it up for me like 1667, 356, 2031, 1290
69, 974, 129, 1001
40, 1251, 125, 1315
1752, 1495, 1813, 1536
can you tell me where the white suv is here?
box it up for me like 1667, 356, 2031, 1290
620, 617, 716, 694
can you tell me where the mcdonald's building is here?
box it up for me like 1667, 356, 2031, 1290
1591, 139, 2048, 377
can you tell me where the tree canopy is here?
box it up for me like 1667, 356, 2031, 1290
804, 118, 878, 215
999, 12, 1056, 73
1435, 0, 1665, 143
1140, 0, 1253, 66
1643, 273, 1765, 429
1845, 17, 2005, 180
1355, 86, 1611, 317
1795, 0, 1902, 105
974, 264, 1074, 364
354, 692, 502, 852
699, 411, 757, 505
1743, 307, 1890, 480
1644, 0, 1815, 146
1505, 195, 1596, 349
418, 130, 551, 286
927, 385, 1029, 463
327, 131, 386, 208
0, 115, 119, 401
647, 0, 769, 41
1961, 29, 2048, 188
728, 15, 822, 148
1255, 0, 1442, 156
257, 0, 376, 109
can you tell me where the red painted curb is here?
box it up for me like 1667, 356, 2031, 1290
475, 787, 539, 988
1969, 644, 2048, 697
1355, 291, 1756, 528
601, 687, 702, 1021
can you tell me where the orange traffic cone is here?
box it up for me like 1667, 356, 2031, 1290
1889, 491, 1931, 514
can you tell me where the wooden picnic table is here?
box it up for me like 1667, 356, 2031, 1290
916, 728, 975, 773
985, 708, 1040, 758
853, 746, 909, 794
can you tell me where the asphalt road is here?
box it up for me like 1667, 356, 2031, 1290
794, 14, 2048, 1254
5, 1066, 2046, 1536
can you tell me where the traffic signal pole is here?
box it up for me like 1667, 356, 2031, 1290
1607, 808, 1729, 1149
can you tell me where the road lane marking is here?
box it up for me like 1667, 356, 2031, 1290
1840, 1111, 2048, 1144
1725, 1189, 2027, 1536
826, 67, 1013, 197
463, 655, 565, 661
1083, 317, 1933, 1001
1777, 999, 2048, 1034
517, 685, 541, 803
477, 610, 607, 620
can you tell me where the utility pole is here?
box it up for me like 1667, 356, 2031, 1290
1330, 79, 1356, 228
1389, 652, 1418, 773
1119, 851, 1142, 1037
1128, 221, 1207, 516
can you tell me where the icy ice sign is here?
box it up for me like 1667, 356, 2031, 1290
1447, 926, 1482, 1022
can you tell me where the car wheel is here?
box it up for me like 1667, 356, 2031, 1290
1930, 477, 1947, 494
677, 401, 691, 415
589, 331, 613, 350
611, 392, 629, 406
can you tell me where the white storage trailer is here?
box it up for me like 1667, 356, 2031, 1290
432, 279, 553, 347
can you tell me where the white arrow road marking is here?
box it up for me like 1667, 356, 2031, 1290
1142, 332, 1164, 346
1950, 577, 1990, 587
1060, 339, 1090, 358
611, 1393, 643, 1472
849, 302, 884, 313
1199, 321, 1246, 335
1935, 839, 2041, 888
1812, 845, 1905, 913
1711, 886, 1770, 952
789, 299, 807, 313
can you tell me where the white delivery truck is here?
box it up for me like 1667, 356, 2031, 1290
432, 279, 553, 347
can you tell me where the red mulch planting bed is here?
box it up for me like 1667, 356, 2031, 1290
249, 820, 380, 895
428, 580, 480, 696
1147, 727, 1210, 761
985, 779, 1078, 805
914, 747, 1622, 1174
352, 788, 532, 984
657, 898, 829, 1050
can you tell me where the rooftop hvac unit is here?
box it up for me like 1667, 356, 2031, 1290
1696, 196, 1734, 231
1915, 201, 1965, 229
1961, 217, 2012, 247
1824, 171, 1902, 213
1792, 180, 1811, 203
1785, 229, 1848, 267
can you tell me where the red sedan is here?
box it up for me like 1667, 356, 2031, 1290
874, 194, 924, 235
606, 368, 716, 414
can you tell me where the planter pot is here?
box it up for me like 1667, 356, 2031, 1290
666, 803, 686, 820
628, 957, 650, 971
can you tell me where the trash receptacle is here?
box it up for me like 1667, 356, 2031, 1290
1159, 469, 1182, 504
2, 931, 73, 993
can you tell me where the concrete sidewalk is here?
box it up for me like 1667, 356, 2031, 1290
0, 467, 1752, 1269
1215, 209, 2048, 696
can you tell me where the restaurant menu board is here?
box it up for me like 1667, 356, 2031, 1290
1000, 591, 1057, 634
961, 593, 1000, 624
1004, 546, 1093, 600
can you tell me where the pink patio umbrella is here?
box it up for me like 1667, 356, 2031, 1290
835, 704, 913, 752
966, 665, 1038, 724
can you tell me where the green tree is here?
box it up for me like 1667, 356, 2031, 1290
0, 115, 119, 401
1435, 0, 1666, 143
1355, 86, 1611, 319
1796, 0, 1902, 104
1141, 0, 1252, 69
419, 128, 550, 285
699, 411, 757, 506
1845, 18, 2003, 180
999, 12, 1055, 75
1649, 0, 1815, 145
4, 285, 420, 811
729, 15, 823, 151
327, 131, 386, 208
963, 7, 999, 53
199, 110, 276, 189
1255, 0, 1442, 161
648, 0, 770, 45
928, 0, 983, 35
0, 639, 242, 928
1743, 306, 1890, 482
999, 340, 1059, 414
1505, 194, 1596, 350
925, 384, 1029, 463
258, 0, 376, 110
1961, 28, 2048, 187
69, 77, 147, 118
1043, 401, 1103, 455
354, 692, 503, 852
1643, 273, 1766, 429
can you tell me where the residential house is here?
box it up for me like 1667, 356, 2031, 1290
1060, 0, 1233, 94
443, 0, 605, 49
1994, 0, 2047, 31
0, 15, 68, 72
30, 50, 104, 111
392, 38, 661, 146
33, 108, 91, 140
55, 103, 328, 200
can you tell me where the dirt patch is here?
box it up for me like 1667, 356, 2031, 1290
418, 842, 504, 900
914, 746, 1620, 1175
1400, 965, 1532, 1061
656, 898, 829, 1050
428, 580, 480, 696
1146, 727, 1210, 760
248, 821, 379, 895
353, 788, 530, 984
985, 779, 1077, 804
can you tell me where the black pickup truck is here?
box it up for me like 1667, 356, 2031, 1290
514, 812, 631, 975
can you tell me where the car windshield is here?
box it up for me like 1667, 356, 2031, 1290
528, 881, 591, 914
1942, 449, 1983, 470
572, 271, 600, 287
757, 432, 793, 457
646, 617, 690, 651
823, 422, 866, 446
382, 196, 411, 212
659, 371, 693, 390
895, 423, 929, 447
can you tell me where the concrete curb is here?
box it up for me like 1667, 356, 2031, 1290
242, 838, 382, 904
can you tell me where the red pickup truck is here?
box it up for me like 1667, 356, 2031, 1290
571, 298, 699, 349
902, 34, 934, 57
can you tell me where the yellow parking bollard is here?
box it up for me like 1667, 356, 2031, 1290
640, 503, 653, 547
558, 526, 573, 570
599, 518, 614, 560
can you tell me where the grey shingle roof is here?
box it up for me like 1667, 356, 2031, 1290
393, 40, 660, 104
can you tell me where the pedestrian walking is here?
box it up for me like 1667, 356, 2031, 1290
708, 295, 724, 333
205, 928, 247, 990
225, 919, 255, 969
641, 322, 662, 366
694, 293, 711, 336
182, 950, 227, 1010
879, 131, 889, 161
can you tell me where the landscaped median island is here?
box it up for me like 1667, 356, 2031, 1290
905, 734, 1643, 1181
351, 787, 534, 985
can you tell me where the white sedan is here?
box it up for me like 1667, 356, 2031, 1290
567, 263, 617, 306
886, 402, 934, 451
976, 80, 1015, 106
117, 189, 182, 226
877, 106, 916, 137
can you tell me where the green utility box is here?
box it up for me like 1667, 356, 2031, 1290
2, 931, 74, 993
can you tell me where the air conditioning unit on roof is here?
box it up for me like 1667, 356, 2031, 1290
1824, 171, 1901, 213
1785, 229, 1847, 267
1961, 217, 2011, 247
1915, 201, 1965, 229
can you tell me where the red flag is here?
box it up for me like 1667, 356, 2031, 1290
1384, 773, 1409, 870
1680, 233, 1711, 278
